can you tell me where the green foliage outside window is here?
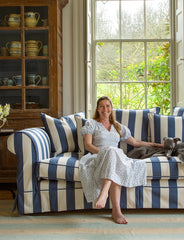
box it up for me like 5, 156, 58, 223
97, 41, 170, 115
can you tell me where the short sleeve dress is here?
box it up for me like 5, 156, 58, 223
79, 119, 147, 203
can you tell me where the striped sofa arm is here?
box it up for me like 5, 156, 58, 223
7, 127, 51, 160
7, 128, 51, 193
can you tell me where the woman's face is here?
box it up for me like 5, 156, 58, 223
97, 99, 112, 120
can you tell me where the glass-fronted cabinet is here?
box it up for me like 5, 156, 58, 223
0, 0, 68, 129
0, 5, 49, 111
0, 0, 68, 187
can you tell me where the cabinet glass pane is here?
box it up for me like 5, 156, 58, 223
25, 59, 49, 86
0, 60, 21, 86
0, 30, 21, 57
0, 89, 21, 108
26, 89, 49, 109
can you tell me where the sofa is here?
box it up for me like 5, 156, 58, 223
7, 107, 184, 214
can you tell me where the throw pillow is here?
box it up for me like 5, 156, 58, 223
40, 112, 85, 155
114, 107, 160, 152
173, 107, 184, 116
74, 115, 87, 159
148, 113, 184, 143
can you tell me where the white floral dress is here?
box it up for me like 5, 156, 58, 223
79, 119, 147, 203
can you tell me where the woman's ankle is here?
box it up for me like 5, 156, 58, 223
95, 192, 108, 208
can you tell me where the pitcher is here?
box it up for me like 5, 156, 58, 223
25, 12, 40, 27
27, 73, 41, 86
4, 14, 21, 27
25, 40, 43, 56
6, 41, 21, 56
12, 75, 22, 86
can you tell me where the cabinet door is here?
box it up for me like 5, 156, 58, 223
0, 5, 50, 111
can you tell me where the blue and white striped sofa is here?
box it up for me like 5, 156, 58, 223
7, 108, 184, 214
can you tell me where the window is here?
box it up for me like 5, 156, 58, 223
90, 0, 174, 115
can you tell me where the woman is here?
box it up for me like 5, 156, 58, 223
79, 96, 163, 224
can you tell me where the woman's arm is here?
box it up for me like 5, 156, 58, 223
84, 134, 100, 154
126, 136, 163, 148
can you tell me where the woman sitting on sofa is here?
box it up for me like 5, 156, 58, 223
79, 96, 163, 224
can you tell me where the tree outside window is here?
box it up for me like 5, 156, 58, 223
93, 0, 171, 115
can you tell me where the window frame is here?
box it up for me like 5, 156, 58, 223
88, 0, 176, 115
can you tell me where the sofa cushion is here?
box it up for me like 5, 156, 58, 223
145, 156, 184, 180
36, 154, 184, 182
36, 152, 80, 182
114, 107, 160, 153
173, 107, 184, 116
40, 112, 85, 155
148, 113, 184, 143
75, 115, 87, 159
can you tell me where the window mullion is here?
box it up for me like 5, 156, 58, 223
144, 42, 147, 108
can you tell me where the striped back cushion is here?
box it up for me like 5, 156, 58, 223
148, 113, 184, 143
173, 107, 184, 116
75, 115, 87, 159
114, 107, 160, 152
40, 112, 85, 155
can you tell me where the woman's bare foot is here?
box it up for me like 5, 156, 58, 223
95, 192, 108, 208
112, 208, 128, 224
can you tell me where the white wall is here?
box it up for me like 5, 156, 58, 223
62, 0, 74, 115
62, 0, 86, 116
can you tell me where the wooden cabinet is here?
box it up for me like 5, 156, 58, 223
0, 132, 17, 186
0, 0, 68, 185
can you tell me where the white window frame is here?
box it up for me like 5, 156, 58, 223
86, 0, 176, 116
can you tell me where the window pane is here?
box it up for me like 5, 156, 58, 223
96, 42, 120, 82
147, 42, 170, 81
121, 83, 145, 109
147, 83, 170, 115
93, 0, 172, 115
146, 0, 170, 39
95, 0, 119, 39
122, 42, 145, 82
121, 0, 144, 39
97, 83, 120, 108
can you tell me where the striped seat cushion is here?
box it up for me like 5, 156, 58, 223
36, 154, 184, 182
36, 152, 80, 182
40, 112, 85, 155
145, 156, 184, 180
148, 113, 184, 143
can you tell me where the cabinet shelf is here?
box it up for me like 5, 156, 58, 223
0, 27, 21, 30
24, 26, 49, 30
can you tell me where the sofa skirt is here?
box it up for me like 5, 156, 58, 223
16, 179, 184, 214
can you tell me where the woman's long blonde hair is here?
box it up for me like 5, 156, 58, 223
93, 96, 122, 137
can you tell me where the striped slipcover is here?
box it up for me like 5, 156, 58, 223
6, 110, 184, 214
